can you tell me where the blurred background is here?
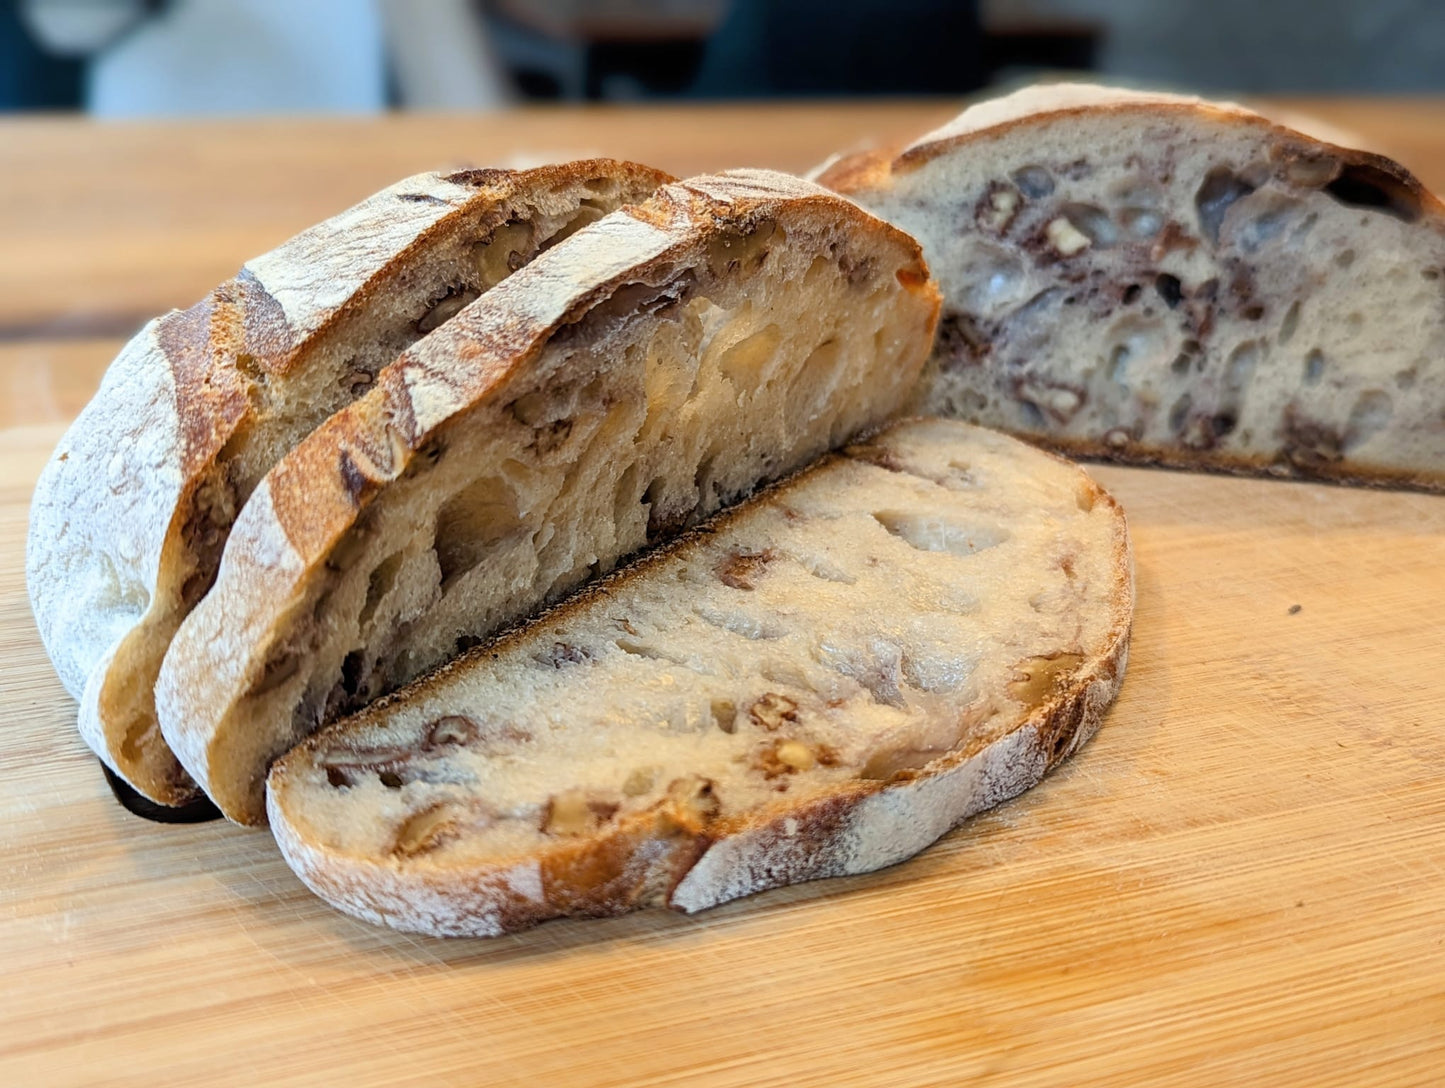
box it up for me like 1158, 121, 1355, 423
5, 0, 1445, 116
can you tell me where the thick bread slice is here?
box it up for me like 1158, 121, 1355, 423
26, 159, 669, 806
266, 418, 1133, 937
818, 83, 1445, 490
157, 170, 940, 824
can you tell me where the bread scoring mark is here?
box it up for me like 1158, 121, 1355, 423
235, 267, 297, 361
440, 167, 514, 189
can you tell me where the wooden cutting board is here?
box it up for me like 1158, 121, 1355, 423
4, 424, 1443, 1087
3, 99, 1445, 1087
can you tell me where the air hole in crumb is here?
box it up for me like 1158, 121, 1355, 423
1225, 341, 1260, 392
1011, 165, 1054, 199
1195, 166, 1257, 244
873, 511, 1008, 555
360, 552, 404, 627
434, 475, 523, 588
340, 649, 366, 699
1168, 393, 1193, 434
379, 771, 403, 789
1122, 283, 1142, 304
1335, 249, 1356, 269
1060, 202, 1116, 246
1154, 274, 1183, 308
1108, 343, 1130, 383
1324, 163, 1422, 223
1279, 300, 1301, 344
1345, 390, 1393, 450
1304, 349, 1326, 384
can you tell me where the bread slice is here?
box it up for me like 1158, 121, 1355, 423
266, 417, 1132, 937
818, 83, 1445, 490
26, 160, 669, 807
156, 170, 941, 824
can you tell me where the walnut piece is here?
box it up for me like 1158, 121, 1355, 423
658, 776, 719, 834
1046, 216, 1092, 256
392, 802, 484, 857
474, 221, 534, 286
748, 692, 799, 731
716, 548, 776, 590
542, 790, 619, 836
755, 739, 832, 779
424, 715, 478, 749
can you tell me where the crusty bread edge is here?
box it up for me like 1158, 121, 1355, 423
28, 159, 674, 807
164, 169, 939, 824
266, 433, 1133, 938
819, 83, 1445, 222
818, 84, 1445, 493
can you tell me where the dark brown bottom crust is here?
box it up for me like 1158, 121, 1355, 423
1013, 433, 1445, 494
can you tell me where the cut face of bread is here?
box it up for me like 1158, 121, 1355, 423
26, 160, 669, 806
156, 169, 941, 824
819, 83, 1445, 490
266, 418, 1133, 938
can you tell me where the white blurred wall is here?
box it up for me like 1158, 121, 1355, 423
88, 0, 387, 117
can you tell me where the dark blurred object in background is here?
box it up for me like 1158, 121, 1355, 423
691, 0, 984, 97
6, 0, 1445, 116
0, 1, 85, 109
487, 0, 987, 100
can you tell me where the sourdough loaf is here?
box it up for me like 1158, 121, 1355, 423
819, 83, 1445, 489
267, 417, 1133, 937
157, 169, 941, 824
26, 160, 669, 806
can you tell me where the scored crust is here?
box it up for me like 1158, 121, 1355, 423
26, 159, 670, 805
265, 418, 1133, 938
818, 83, 1445, 491
157, 169, 940, 824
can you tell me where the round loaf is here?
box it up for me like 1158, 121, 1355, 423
26, 160, 669, 804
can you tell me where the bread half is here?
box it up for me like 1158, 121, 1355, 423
157, 170, 941, 824
26, 159, 669, 806
266, 418, 1132, 937
819, 83, 1445, 489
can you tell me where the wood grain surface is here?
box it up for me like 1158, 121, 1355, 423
2, 99, 1444, 1088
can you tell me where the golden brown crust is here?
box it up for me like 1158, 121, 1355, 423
162, 169, 938, 823
821, 92, 1445, 224
258, 172, 934, 570
29, 159, 671, 807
